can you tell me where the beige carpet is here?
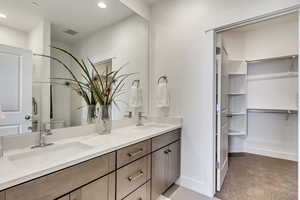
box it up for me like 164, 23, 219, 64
216, 153, 298, 200
162, 185, 220, 200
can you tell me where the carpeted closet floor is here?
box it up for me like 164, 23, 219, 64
216, 153, 298, 200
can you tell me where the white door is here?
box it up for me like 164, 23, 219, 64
216, 36, 229, 191
0, 44, 32, 136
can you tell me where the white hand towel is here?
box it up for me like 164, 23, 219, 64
129, 85, 143, 108
157, 82, 170, 108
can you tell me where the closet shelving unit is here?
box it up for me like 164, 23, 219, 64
247, 54, 298, 111
226, 60, 248, 136
247, 55, 298, 81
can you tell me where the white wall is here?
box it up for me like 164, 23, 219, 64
0, 25, 28, 49
72, 14, 149, 120
150, 0, 300, 197
222, 31, 245, 60
244, 20, 298, 60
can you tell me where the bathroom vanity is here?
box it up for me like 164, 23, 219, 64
0, 125, 181, 200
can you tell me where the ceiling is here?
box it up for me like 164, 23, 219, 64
0, 0, 134, 44
140, 0, 160, 5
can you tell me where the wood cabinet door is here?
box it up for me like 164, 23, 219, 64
167, 141, 181, 187
151, 146, 169, 200
70, 172, 115, 200
57, 195, 70, 200
0, 192, 5, 200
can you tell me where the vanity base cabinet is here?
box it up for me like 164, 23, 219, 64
151, 132, 181, 200
5, 152, 115, 200
70, 172, 115, 200
1, 129, 181, 200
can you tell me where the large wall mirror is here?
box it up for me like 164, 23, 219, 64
0, 0, 149, 136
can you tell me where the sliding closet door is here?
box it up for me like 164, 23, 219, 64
216, 36, 229, 191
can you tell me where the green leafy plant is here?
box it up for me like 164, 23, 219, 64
35, 46, 134, 108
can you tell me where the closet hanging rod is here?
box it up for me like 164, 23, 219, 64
246, 54, 298, 64
247, 108, 298, 114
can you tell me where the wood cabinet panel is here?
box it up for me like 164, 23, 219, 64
167, 141, 181, 188
5, 152, 115, 200
70, 173, 115, 200
123, 181, 151, 200
0, 192, 5, 200
152, 140, 181, 200
57, 195, 70, 200
152, 130, 181, 152
117, 140, 151, 168
151, 146, 169, 200
117, 155, 151, 200
70, 190, 81, 200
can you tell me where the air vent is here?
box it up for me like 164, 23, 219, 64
63, 29, 78, 36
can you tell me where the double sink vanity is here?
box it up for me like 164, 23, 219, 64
0, 121, 181, 200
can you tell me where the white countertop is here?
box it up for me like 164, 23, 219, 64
0, 122, 181, 191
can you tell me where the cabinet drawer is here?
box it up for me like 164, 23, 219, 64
117, 140, 151, 168
117, 155, 151, 200
70, 172, 115, 200
5, 152, 116, 200
123, 181, 150, 200
152, 129, 181, 151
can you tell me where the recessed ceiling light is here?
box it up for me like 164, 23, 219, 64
0, 13, 7, 19
97, 2, 107, 9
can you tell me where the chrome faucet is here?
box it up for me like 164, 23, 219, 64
31, 128, 54, 149
124, 111, 133, 119
136, 112, 147, 126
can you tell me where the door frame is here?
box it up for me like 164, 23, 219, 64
209, 5, 300, 195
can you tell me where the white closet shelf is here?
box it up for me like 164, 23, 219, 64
247, 72, 298, 81
228, 131, 247, 136
228, 73, 247, 76
246, 54, 298, 64
247, 108, 298, 114
227, 112, 247, 116
228, 93, 246, 96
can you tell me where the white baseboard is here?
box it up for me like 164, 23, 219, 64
177, 176, 214, 197
245, 146, 298, 161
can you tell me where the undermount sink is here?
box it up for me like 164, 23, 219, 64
8, 142, 93, 167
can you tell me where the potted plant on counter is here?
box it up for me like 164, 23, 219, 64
36, 47, 134, 134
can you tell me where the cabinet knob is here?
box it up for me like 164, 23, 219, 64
164, 150, 169, 154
